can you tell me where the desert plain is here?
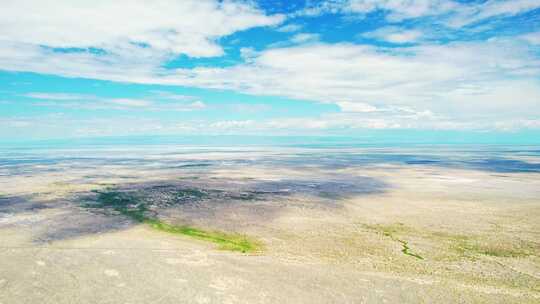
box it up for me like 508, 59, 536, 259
0, 145, 539, 303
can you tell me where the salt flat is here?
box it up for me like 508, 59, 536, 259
1, 146, 539, 303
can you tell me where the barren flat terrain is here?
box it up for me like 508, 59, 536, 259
1, 145, 539, 303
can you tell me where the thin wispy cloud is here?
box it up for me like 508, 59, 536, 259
276, 23, 303, 33
362, 27, 423, 43
23, 92, 95, 101
24, 91, 206, 111
290, 33, 321, 44
299, 0, 540, 26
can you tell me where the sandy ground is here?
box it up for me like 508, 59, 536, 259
0, 147, 539, 303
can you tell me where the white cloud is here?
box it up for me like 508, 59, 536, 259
336, 102, 437, 122
23, 92, 95, 100
337, 102, 379, 112
1, 1, 540, 132
108, 98, 152, 107
362, 27, 423, 43
299, 0, 457, 21
347, 0, 457, 21
299, 0, 540, 26
23, 91, 206, 111
276, 24, 303, 33
242, 114, 540, 132
168, 41, 540, 119
2, 110, 539, 140
187, 101, 207, 110
520, 31, 540, 45
239, 47, 258, 62
209, 120, 255, 130
150, 91, 200, 101
447, 0, 540, 28
6, 39, 539, 126
290, 33, 320, 44
0, 0, 283, 59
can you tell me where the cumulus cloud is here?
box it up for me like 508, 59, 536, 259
168, 41, 540, 120
1, 0, 539, 132
0, 0, 283, 59
6, 39, 540, 124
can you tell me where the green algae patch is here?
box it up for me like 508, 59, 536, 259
145, 219, 261, 253
363, 223, 424, 260
86, 189, 261, 253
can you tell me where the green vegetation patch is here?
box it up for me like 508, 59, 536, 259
451, 237, 536, 258
364, 223, 424, 260
86, 188, 261, 253
420, 230, 536, 258
363, 223, 537, 260
145, 219, 260, 252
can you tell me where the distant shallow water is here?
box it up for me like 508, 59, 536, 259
1, 143, 540, 176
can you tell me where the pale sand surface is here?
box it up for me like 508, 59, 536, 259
0, 147, 539, 303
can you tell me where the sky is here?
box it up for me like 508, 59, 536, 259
1, 0, 539, 142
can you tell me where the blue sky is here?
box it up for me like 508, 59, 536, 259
1, 0, 540, 141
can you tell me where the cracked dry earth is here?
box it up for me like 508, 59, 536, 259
0, 147, 539, 303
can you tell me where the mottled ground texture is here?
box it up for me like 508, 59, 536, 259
0, 146, 539, 303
